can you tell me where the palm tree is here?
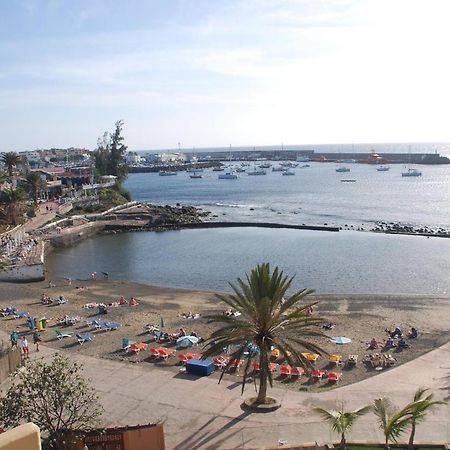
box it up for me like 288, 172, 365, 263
1, 152, 21, 177
373, 398, 412, 450
25, 171, 46, 204
0, 188, 27, 225
202, 263, 329, 406
406, 388, 447, 450
313, 405, 372, 450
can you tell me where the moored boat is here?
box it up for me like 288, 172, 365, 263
402, 168, 422, 177
335, 167, 350, 173
218, 170, 238, 179
377, 165, 390, 171
159, 171, 177, 176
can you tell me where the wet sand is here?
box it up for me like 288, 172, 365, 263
0, 278, 448, 391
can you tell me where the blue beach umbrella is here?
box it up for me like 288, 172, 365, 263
176, 335, 199, 348
332, 336, 352, 345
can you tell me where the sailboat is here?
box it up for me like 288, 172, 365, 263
218, 146, 238, 179
190, 148, 203, 179
402, 145, 422, 177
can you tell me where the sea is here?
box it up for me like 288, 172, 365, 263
45, 156, 450, 295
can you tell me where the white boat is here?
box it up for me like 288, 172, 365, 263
335, 167, 350, 173
190, 171, 202, 179
212, 166, 224, 172
259, 162, 272, 169
377, 165, 390, 171
282, 168, 295, 176
159, 171, 177, 176
218, 170, 238, 179
402, 168, 422, 177
272, 166, 283, 172
300, 164, 310, 168
247, 168, 266, 176
234, 166, 245, 173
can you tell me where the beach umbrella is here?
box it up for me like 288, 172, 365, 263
176, 335, 199, 348
332, 336, 352, 345
160, 317, 165, 329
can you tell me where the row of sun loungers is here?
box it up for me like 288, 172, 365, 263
55, 329, 95, 344
86, 319, 121, 331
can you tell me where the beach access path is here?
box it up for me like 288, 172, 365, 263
1, 331, 448, 449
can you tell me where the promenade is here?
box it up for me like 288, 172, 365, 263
1, 330, 448, 449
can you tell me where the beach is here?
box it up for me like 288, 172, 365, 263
1, 277, 448, 391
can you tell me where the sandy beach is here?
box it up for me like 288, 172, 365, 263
0, 277, 449, 391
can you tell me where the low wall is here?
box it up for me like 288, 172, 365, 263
48, 222, 105, 248
0, 241, 45, 283
0, 347, 22, 383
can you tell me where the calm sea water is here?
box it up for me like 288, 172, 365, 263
124, 163, 450, 229
46, 228, 450, 295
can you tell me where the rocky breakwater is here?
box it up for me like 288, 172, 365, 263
103, 203, 210, 231
370, 221, 450, 237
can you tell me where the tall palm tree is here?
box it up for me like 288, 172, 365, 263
406, 388, 447, 450
25, 171, 46, 204
373, 398, 412, 450
1, 152, 21, 177
313, 405, 372, 450
202, 263, 329, 406
0, 188, 27, 225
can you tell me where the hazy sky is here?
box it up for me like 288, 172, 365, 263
2, 0, 450, 151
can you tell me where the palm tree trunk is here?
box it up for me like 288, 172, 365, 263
255, 368, 267, 404
408, 420, 416, 450
340, 432, 346, 450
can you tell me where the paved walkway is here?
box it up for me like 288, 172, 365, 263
1, 331, 448, 449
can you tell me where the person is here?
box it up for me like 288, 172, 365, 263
129, 297, 138, 306
10, 330, 18, 348
367, 337, 380, 350
33, 330, 41, 352
304, 305, 314, 316
91, 272, 97, 281
408, 327, 418, 338
322, 323, 335, 330
398, 338, 410, 349
179, 328, 187, 337
119, 296, 128, 305
390, 326, 402, 338
20, 336, 30, 359
384, 337, 396, 348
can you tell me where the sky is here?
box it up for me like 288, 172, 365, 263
1, 0, 450, 151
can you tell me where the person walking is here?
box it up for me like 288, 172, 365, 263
20, 336, 30, 360
9, 330, 18, 348
33, 330, 41, 352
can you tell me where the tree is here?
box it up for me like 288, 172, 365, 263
373, 398, 412, 450
406, 388, 447, 450
313, 405, 372, 450
1, 152, 21, 177
93, 121, 128, 181
25, 171, 46, 204
0, 353, 103, 450
0, 188, 27, 224
202, 263, 328, 406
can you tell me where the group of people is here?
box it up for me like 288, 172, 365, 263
367, 326, 418, 351
10, 329, 41, 356
180, 311, 201, 319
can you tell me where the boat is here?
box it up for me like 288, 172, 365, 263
190, 171, 202, 179
377, 165, 390, 171
272, 166, 283, 172
212, 166, 224, 172
218, 170, 238, 180
159, 171, 177, 176
282, 168, 295, 176
259, 162, 272, 169
341, 179, 356, 183
402, 168, 422, 177
335, 167, 350, 173
234, 166, 245, 173
247, 167, 266, 176
300, 164, 310, 168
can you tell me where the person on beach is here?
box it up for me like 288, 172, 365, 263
408, 327, 418, 338
367, 337, 380, 350
129, 297, 138, 306
33, 330, 41, 352
20, 336, 30, 359
119, 296, 128, 305
10, 330, 18, 348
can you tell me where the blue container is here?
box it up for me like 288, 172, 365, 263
186, 359, 215, 376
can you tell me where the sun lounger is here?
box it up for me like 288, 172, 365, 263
230, 359, 243, 372
346, 355, 358, 366
178, 354, 190, 364
104, 322, 121, 331
158, 348, 175, 360
13, 311, 28, 319
86, 319, 100, 328
77, 333, 94, 344
122, 338, 137, 351
213, 356, 230, 368
149, 347, 161, 358
327, 372, 342, 382
252, 362, 278, 372
280, 365, 292, 376
290, 367, 305, 377
328, 354, 342, 364
187, 353, 202, 360
301, 352, 320, 362
311, 369, 326, 380
129, 342, 146, 353
55, 329, 73, 340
